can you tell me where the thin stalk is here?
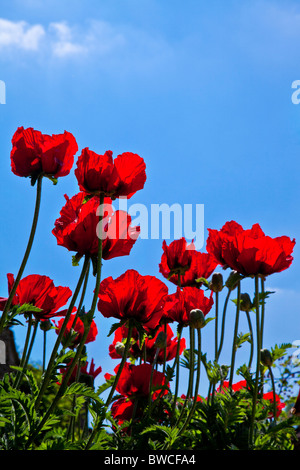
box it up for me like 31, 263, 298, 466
0, 175, 43, 333
214, 291, 219, 360
229, 281, 241, 388
268, 365, 277, 423
260, 277, 265, 350
34, 255, 90, 410
216, 288, 231, 361
245, 310, 254, 369
148, 348, 160, 411
42, 330, 47, 373
175, 325, 195, 426
105, 321, 134, 408
84, 320, 134, 450
249, 275, 261, 447
178, 327, 201, 435
13, 314, 33, 387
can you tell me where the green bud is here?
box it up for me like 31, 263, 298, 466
261, 348, 273, 367
155, 331, 167, 349
240, 293, 253, 311
225, 271, 242, 290
39, 319, 52, 332
189, 309, 205, 329
209, 273, 223, 292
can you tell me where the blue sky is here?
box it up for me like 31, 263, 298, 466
0, 0, 300, 396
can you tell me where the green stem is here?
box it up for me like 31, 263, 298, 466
42, 330, 47, 373
216, 288, 231, 361
0, 175, 43, 334
148, 348, 160, 411
178, 327, 201, 435
13, 314, 33, 388
260, 277, 265, 351
229, 281, 241, 388
249, 275, 261, 447
268, 365, 277, 423
105, 321, 134, 408
245, 309, 254, 369
176, 325, 195, 426
215, 291, 219, 360
34, 255, 90, 410
85, 320, 134, 450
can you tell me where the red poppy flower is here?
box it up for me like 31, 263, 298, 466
111, 397, 142, 428
162, 286, 214, 326
109, 362, 168, 399
159, 238, 217, 287
10, 127, 78, 180
0, 273, 72, 320
52, 192, 140, 260
74, 147, 146, 199
98, 269, 169, 330
206, 220, 296, 277
53, 313, 98, 348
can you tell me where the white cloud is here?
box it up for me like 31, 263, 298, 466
0, 18, 45, 50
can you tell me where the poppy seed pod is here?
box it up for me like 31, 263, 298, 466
240, 293, 253, 312
261, 348, 273, 367
210, 272, 223, 292
189, 309, 205, 329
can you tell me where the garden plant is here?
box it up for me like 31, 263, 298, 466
0, 125, 299, 451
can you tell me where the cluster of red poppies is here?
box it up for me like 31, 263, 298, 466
1, 125, 296, 430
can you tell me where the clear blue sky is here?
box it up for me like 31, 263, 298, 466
0, 0, 300, 396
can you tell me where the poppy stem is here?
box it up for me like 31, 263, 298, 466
34, 255, 90, 411
268, 364, 277, 423
214, 291, 219, 360
148, 348, 160, 411
13, 313, 33, 388
105, 320, 134, 408
178, 327, 201, 435
249, 275, 261, 447
0, 174, 43, 334
216, 288, 231, 361
85, 320, 134, 451
175, 325, 195, 426
245, 309, 254, 369
229, 281, 241, 388
260, 277, 265, 350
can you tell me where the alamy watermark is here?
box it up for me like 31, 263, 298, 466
0, 80, 6, 104
96, 198, 205, 250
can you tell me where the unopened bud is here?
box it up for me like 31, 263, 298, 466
155, 331, 167, 349
115, 341, 126, 357
189, 309, 205, 329
261, 348, 273, 367
209, 273, 223, 292
39, 319, 52, 332
240, 293, 253, 312
225, 271, 242, 290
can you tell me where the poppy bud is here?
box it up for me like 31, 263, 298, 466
261, 348, 273, 367
209, 272, 223, 292
225, 271, 242, 290
189, 309, 205, 329
115, 341, 126, 357
155, 331, 167, 349
39, 319, 52, 332
240, 293, 253, 312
